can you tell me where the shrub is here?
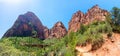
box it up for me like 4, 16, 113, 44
77, 21, 112, 51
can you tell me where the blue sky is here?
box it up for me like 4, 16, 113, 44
0, 0, 120, 38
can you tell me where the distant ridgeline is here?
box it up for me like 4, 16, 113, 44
3, 5, 109, 39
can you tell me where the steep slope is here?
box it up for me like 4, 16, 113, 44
68, 5, 109, 33
76, 33, 120, 56
3, 12, 45, 39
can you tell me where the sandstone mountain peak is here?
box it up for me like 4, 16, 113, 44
68, 10, 85, 33
43, 21, 67, 38
90, 4, 99, 10
68, 5, 109, 33
24, 11, 38, 19
72, 10, 84, 21
54, 21, 64, 27
19, 11, 43, 26
74, 10, 84, 17
26, 11, 34, 14
3, 12, 45, 39
86, 5, 109, 23
49, 21, 67, 38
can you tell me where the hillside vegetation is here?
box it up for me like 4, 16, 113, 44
0, 20, 112, 56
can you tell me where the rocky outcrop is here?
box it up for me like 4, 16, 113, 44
68, 11, 85, 33
68, 5, 109, 33
85, 5, 109, 24
43, 21, 67, 38
3, 12, 45, 39
43, 26, 50, 38
49, 21, 67, 38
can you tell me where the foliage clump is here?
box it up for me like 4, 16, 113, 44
77, 21, 112, 50
110, 7, 120, 33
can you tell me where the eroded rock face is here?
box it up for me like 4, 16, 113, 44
43, 26, 50, 38
68, 5, 109, 33
85, 5, 109, 24
49, 21, 67, 38
3, 12, 45, 39
68, 11, 85, 33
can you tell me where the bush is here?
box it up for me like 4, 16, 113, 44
76, 21, 112, 51
0, 38, 35, 56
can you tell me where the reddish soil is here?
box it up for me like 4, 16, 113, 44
76, 33, 120, 56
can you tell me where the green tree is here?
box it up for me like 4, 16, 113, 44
111, 7, 120, 32
111, 7, 120, 25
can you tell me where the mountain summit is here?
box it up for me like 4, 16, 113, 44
49, 21, 67, 38
3, 11, 45, 39
68, 5, 109, 33
3, 12, 67, 39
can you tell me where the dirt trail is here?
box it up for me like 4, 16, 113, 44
76, 33, 120, 56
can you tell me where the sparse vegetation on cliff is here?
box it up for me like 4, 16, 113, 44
77, 21, 112, 50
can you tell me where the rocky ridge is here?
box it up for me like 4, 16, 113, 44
44, 21, 67, 38
3, 5, 109, 39
68, 5, 109, 33
3, 12, 67, 39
